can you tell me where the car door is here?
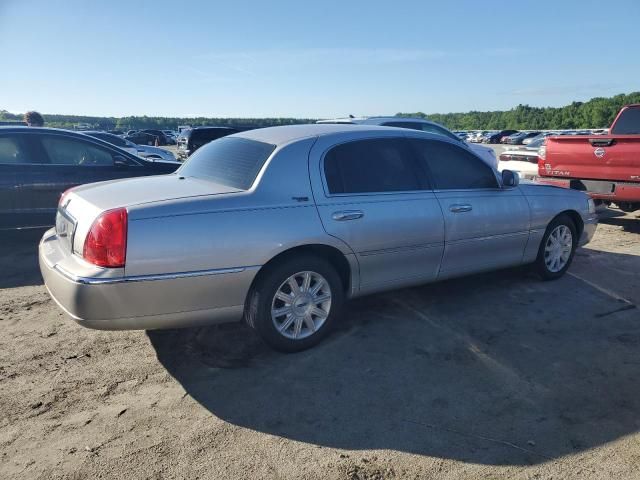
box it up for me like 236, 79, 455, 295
409, 138, 530, 277
14, 134, 146, 227
309, 135, 445, 295
38, 134, 147, 187
0, 133, 41, 228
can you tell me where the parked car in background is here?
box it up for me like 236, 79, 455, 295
539, 104, 640, 212
139, 129, 170, 146
176, 126, 239, 160
83, 131, 177, 162
135, 144, 177, 162
485, 130, 518, 144
317, 117, 498, 169
497, 137, 545, 180
523, 132, 554, 145
82, 131, 140, 156
39, 124, 597, 352
500, 130, 520, 143
125, 131, 159, 146
0, 127, 180, 229
505, 131, 540, 145
126, 130, 138, 136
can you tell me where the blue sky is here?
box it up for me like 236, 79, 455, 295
0, 0, 638, 118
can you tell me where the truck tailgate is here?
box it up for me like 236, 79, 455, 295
542, 135, 640, 182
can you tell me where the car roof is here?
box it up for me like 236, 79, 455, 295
233, 123, 446, 147
317, 116, 441, 127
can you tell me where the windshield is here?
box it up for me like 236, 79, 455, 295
178, 136, 276, 190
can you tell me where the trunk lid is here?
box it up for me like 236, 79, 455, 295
541, 135, 640, 182
60, 174, 241, 255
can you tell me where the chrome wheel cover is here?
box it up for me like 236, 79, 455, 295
544, 225, 573, 273
271, 271, 332, 340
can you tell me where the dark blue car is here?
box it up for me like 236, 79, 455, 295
0, 127, 180, 230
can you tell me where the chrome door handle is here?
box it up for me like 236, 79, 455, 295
450, 204, 472, 213
332, 210, 364, 221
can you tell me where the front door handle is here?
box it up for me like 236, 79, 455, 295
450, 204, 472, 213
332, 210, 364, 221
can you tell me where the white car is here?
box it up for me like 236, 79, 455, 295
317, 117, 498, 169
135, 144, 177, 162
497, 138, 545, 181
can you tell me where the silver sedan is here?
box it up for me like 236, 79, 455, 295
40, 124, 598, 351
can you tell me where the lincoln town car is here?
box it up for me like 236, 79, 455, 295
39, 124, 598, 351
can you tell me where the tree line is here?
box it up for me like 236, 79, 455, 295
397, 92, 640, 130
2, 92, 639, 131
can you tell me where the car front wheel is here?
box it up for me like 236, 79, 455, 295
534, 214, 577, 280
245, 255, 344, 352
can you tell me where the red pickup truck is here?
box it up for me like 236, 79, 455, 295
538, 104, 640, 212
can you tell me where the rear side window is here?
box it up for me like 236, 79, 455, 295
41, 136, 115, 166
411, 139, 498, 190
611, 107, 640, 134
179, 137, 275, 190
324, 138, 424, 194
0, 135, 34, 164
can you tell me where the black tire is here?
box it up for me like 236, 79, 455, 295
534, 214, 578, 280
244, 255, 344, 352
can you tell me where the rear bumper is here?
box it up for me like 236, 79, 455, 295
39, 229, 258, 330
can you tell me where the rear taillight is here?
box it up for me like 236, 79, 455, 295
83, 208, 128, 268
499, 154, 510, 161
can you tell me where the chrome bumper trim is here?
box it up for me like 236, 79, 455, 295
53, 264, 251, 285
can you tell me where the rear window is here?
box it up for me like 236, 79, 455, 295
611, 107, 640, 134
178, 137, 275, 190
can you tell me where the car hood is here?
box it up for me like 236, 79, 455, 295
68, 174, 241, 212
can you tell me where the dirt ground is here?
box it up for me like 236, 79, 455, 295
1, 209, 639, 480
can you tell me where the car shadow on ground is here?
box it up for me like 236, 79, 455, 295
148, 255, 640, 466
0, 229, 47, 288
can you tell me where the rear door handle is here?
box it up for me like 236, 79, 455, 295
332, 210, 364, 221
450, 204, 472, 213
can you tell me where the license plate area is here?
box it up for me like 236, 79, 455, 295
55, 208, 77, 252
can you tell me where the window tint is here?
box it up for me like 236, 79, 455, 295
179, 137, 275, 190
41, 136, 115, 166
411, 139, 498, 190
611, 107, 640, 134
324, 138, 424, 194
0, 135, 34, 164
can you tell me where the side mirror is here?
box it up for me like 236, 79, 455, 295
502, 169, 520, 187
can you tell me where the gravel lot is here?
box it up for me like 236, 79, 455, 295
1, 208, 639, 480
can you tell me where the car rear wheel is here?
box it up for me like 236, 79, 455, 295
245, 255, 344, 352
534, 214, 577, 280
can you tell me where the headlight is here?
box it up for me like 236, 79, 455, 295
588, 198, 596, 214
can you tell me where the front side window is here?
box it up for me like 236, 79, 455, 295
41, 136, 115, 166
179, 136, 275, 190
411, 139, 498, 190
0, 135, 34, 164
324, 138, 425, 194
